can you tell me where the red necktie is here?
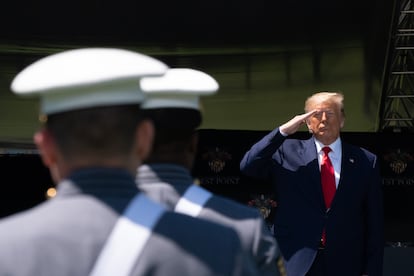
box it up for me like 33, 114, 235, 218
320, 146, 336, 246
321, 146, 336, 208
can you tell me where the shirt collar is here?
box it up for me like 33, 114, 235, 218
314, 137, 342, 156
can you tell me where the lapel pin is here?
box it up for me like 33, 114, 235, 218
349, 158, 354, 163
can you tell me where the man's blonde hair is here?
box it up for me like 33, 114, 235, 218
304, 92, 345, 116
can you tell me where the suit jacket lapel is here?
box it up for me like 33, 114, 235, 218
333, 143, 356, 206
329, 142, 363, 213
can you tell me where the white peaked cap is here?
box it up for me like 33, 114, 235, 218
140, 68, 219, 110
11, 48, 168, 115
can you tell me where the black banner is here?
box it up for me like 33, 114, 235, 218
1, 130, 413, 243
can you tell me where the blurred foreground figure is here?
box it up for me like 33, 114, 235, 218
0, 48, 257, 276
137, 68, 282, 276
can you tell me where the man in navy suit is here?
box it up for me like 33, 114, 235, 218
240, 92, 384, 276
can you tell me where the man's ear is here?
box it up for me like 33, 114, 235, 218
34, 128, 57, 168
135, 119, 155, 162
340, 109, 345, 128
34, 128, 62, 183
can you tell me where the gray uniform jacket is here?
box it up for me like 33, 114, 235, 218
137, 164, 281, 276
0, 167, 258, 276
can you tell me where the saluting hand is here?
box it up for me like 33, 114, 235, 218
279, 110, 317, 135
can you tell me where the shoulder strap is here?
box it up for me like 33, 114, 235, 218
174, 185, 213, 217
89, 194, 165, 276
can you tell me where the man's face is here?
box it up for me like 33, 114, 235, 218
306, 101, 344, 145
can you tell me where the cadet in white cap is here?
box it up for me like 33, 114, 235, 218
137, 68, 283, 276
0, 48, 258, 276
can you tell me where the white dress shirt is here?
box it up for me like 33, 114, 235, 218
314, 138, 342, 188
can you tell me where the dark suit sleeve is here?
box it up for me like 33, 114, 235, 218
240, 128, 286, 180
365, 153, 384, 276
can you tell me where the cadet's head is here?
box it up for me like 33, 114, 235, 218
11, 48, 168, 181
139, 68, 219, 167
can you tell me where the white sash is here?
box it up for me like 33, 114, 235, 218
174, 185, 212, 217
89, 194, 164, 276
